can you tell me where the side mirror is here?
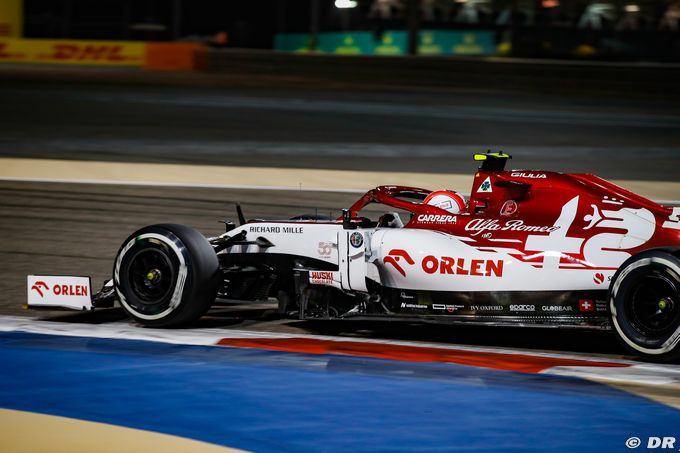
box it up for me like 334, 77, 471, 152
342, 209, 357, 230
470, 199, 488, 215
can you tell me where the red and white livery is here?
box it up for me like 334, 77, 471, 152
27, 153, 680, 361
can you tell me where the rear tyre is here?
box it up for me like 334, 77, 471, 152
113, 224, 220, 327
609, 250, 680, 362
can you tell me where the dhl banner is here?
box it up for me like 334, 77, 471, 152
0, 0, 22, 37
0, 38, 146, 66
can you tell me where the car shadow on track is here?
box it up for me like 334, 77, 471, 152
297, 320, 626, 358
202, 305, 628, 359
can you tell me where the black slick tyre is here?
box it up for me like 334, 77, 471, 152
609, 250, 680, 362
113, 224, 220, 327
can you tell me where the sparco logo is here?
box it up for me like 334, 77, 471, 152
510, 304, 535, 312
31, 281, 49, 298
417, 214, 457, 224
383, 249, 415, 277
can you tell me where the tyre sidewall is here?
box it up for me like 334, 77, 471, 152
114, 224, 220, 327
609, 250, 680, 361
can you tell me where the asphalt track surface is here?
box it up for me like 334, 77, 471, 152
0, 72, 679, 181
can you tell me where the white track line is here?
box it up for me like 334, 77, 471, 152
4, 316, 680, 387
542, 364, 680, 386
0, 314, 638, 364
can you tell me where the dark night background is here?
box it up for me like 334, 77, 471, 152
18, 0, 680, 61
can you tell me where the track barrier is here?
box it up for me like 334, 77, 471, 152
0, 38, 205, 71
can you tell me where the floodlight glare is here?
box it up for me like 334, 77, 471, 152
335, 0, 358, 8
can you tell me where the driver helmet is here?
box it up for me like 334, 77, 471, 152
424, 190, 466, 214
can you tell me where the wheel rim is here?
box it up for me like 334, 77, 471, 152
627, 272, 680, 339
127, 247, 176, 305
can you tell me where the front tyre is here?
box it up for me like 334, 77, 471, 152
113, 224, 220, 327
609, 250, 680, 362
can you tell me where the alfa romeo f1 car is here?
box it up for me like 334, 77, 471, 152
27, 153, 680, 361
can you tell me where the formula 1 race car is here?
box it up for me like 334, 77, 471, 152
27, 153, 680, 361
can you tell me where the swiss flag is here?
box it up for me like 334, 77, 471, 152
579, 299, 594, 312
